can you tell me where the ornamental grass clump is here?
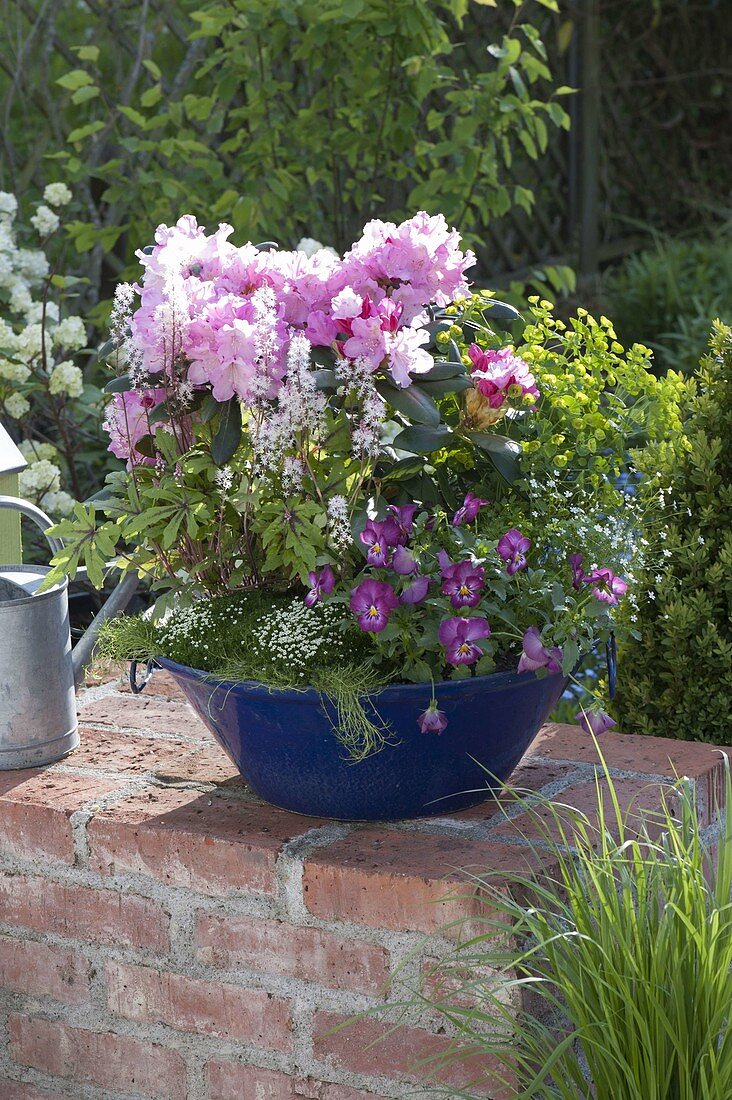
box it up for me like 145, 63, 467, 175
44, 212, 683, 753
395, 758, 732, 1100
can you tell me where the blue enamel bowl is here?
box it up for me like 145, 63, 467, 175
155, 657, 567, 821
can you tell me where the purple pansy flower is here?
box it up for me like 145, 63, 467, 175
441, 559, 485, 609
438, 616, 491, 666
304, 564, 335, 608
349, 578, 400, 633
517, 626, 563, 674
586, 567, 628, 605
452, 492, 489, 527
392, 545, 417, 575
418, 701, 448, 735
569, 553, 587, 590
359, 517, 401, 568
387, 503, 419, 545
575, 710, 616, 736
400, 574, 430, 605
497, 528, 531, 575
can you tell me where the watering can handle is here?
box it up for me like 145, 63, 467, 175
0, 496, 139, 687
0, 495, 63, 558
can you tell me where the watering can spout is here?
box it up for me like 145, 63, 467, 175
0, 496, 138, 690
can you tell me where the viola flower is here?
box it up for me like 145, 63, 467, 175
418, 700, 448, 735
497, 528, 531, 575
438, 616, 491, 666
452, 492, 489, 527
517, 626, 563, 674
304, 564, 335, 608
392, 545, 417, 575
570, 553, 587, 590
387, 503, 418, 544
349, 578, 399, 633
586, 567, 628, 605
401, 574, 430, 605
359, 517, 401, 567
575, 710, 616, 736
441, 559, 485, 609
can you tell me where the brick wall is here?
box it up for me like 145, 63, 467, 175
0, 670, 726, 1099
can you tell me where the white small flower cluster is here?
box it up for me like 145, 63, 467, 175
336, 355, 386, 458
215, 465, 234, 496
48, 359, 84, 397
252, 330, 326, 477
252, 598, 347, 680
43, 183, 73, 208
17, 443, 75, 516
327, 494, 352, 549
158, 599, 218, 663
29, 205, 60, 237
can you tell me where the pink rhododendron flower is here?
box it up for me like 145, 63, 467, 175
103, 388, 168, 467
438, 616, 491, 665
468, 345, 538, 409
349, 578, 400, 632
517, 626, 563, 674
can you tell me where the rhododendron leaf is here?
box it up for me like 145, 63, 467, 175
97, 335, 125, 361
103, 373, 132, 393
147, 401, 171, 426
481, 299, 522, 327
393, 424, 453, 454
200, 394, 222, 423
133, 434, 155, 459
211, 399, 242, 466
375, 381, 440, 427
378, 457, 424, 482
466, 432, 522, 483
255, 241, 279, 252
314, 368, 338, 391
418, 376, 472, 397
417, 361, 466, 381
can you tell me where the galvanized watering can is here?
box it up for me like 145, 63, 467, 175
0, 496, 137, 769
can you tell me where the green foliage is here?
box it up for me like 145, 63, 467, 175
612, 321, 732, 742
603, 234, 732, 375
46, 0, 567, 280
392, 758, 732, 1099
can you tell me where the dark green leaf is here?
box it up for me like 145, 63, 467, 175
314, 368, 338, 391
378, 456, 424, 482
148, 400, 171, 425
375, 380, 440, 427
134, 434, 156, 459
103, 374, 132, 393
393, 424, 453, 454
415, 361, 467, 382
211, 399, 242, 465
481, 299, 522, 328
200, 394, 221, 423
466, 432, 522, 483
418, 376, 472, 397
255, 241, 279, 252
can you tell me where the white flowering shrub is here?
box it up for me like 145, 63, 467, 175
0, 184, 106, 517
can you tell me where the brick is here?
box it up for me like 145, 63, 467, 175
9, 1015, 186, 1098
153, 740, 246, 788
451, 759, 572, 821
88, 784, 323, 897
313, 1011, 502, 1096
79, 693, 209, 739
302, 828, 548, 935
492, 777, 671, 844
0, 873, 169, 951
66, 726, 197, 776
0, 1081, 65, 1099
105, 960, 292, 1050
195, 912, 389, 996
206, 1064, 385, 1100
0, 771, 121, 864
531, 724, 732, 824
0, 934, 91, 1004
